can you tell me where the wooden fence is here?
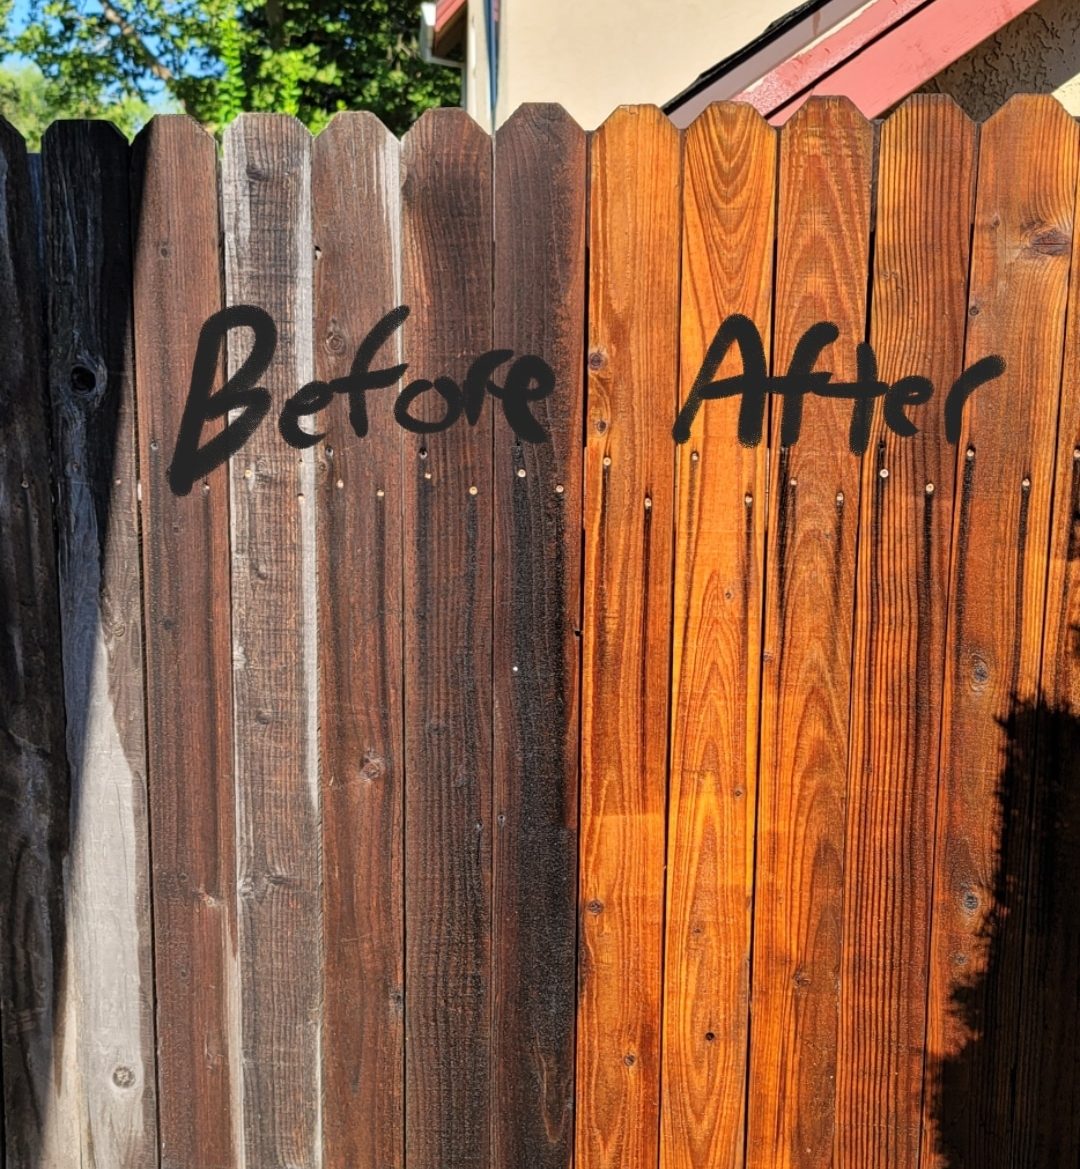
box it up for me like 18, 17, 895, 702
1, 94, 1079, 1169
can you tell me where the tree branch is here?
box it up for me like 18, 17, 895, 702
99, 0, 176, 87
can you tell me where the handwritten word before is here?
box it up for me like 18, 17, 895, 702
168, 304, 556, 496
672, 314, 1005, 451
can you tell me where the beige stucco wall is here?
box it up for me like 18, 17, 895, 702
461, 0, 810, 130
920, 0, 1080, 120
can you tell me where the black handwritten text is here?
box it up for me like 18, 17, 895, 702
672, 314, 1005, 452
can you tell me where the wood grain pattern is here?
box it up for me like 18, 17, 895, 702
42, 119, 157, 1169
835, 96, 975, 1169
660, 101, 775, 1169
132, 115, 238, 1169
312, 112, 404, 1169
11, 97, 1080, 1169
746, 96, 873, 1169
399, 108, 493, 1169
920, 95, 1080, 1169
0, 116, 72, 1169
222, 114, 321, 1169
577, 105, 680, 1169
491, 103, 586, 1169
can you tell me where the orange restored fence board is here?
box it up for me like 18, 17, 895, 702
577, 105, 680, 1169
921, 95, 1080, 1169
838, 96, 976, 1169
748, 97, 873, 1169
1, 98, 1079, 1169
663, 101, 774, 1169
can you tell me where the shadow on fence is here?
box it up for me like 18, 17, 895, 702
926, 649, 1080, 1166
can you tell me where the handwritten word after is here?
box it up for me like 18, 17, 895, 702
672, 314, 1005, 452
168, 305, 556, 496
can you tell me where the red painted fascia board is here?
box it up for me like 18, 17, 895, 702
737, 0, 932, 114
737, 0, 1041, 122
433, 0, 467, 56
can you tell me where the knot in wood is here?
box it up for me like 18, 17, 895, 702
1028, 227, 1071, 256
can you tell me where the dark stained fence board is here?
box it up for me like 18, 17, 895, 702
836, 95, 976, 1169
43, 119, 157, 1169
747, 96, 873, 1169
222, 114, 322, 1169
491, 103, 586, 1169
920, 96, 1080, 1169
576, 105, 681, 1169
0, 118, 72, 1169
661, 101, 775, 1169
312, 112, 405, 1169
400, 108, 494, 1169
131, 115, 239, 1169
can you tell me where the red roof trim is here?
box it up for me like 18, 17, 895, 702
734, 0, 1041, 122
433, 0, 467, 56
737, 0, 931, 114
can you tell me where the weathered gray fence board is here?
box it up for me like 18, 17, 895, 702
222, 113, 322, 1169
0, 117, 72, 1169
42, 118, 157, 1169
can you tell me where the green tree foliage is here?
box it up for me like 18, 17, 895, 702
0, 61, 162, 147
0, 0, 461, 136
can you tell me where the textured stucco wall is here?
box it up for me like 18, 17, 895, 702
920, 0, 1080, 120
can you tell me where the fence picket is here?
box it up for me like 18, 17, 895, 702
920, 95, 1080, 1169
400, 108, 494, 1169
747, 96, 873, 1169
835, 95, 976, 1169
0, 117, 71, 1169
492, 103, 586, 1169
577, 105, 681, 1169
222, 113, 321, 1169
132, 114, 239, 1169
43, 119, 157, 1169
313, 111, 405, 1169
661, 101, 775, 1169
1023, 117, 1080, 1164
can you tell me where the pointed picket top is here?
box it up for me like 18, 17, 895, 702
777, 94, 874, 238
980, 89, 1079, 131
497, 101, 585, 140
781, 92, 874, 138
494, 105, 586, 217
41, 118, 130, 152
879, 90, 975, 131
401, 103, 491, 154
0, 115, 30, 153
315, 108, 398, 150
131, 113, 220, 164
681, 102, 777, 215
590, 105, 682, 227
683, 98, 775, 145
222, 110, 314, 144
311, 110, 399, 237
976, 93, 1079, 265
592, 102, 679, 144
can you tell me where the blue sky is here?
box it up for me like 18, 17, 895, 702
3, 0, 30, 65
3, 0, 183, 109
